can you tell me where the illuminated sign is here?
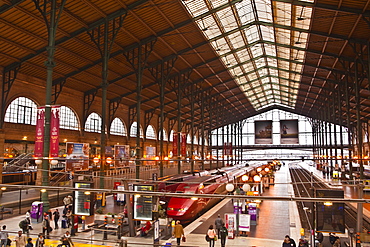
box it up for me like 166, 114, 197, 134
133, 184, 153, 220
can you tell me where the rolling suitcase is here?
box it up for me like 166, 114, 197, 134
62, 219, 67, 229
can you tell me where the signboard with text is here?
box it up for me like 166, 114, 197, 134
66, 142, 89, 171
133, 184, 153, 220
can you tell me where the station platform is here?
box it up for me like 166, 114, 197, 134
0, 162, 362, 247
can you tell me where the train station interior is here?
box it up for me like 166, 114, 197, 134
1, 0, 370, 246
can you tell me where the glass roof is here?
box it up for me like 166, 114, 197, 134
183, 0, 313, 110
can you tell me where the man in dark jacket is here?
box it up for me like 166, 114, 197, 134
214, 214, 224, 238
219, 223, 228, 247
282, 235, 296, 247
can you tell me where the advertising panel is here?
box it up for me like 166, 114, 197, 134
173, 132, 178, 156
66, 142, 89, 171
254, 120, 272, 144
280, 120, 299, 144
238, 214, 251, 232
225, 213, 236, 239
114, 145, 130, 168
134, 184, 153, 220
50, 105, 60, 157
34, 107, 45, 157
146, 146, 156, 166
315, 189, 345, 233
73, 182, 93, 216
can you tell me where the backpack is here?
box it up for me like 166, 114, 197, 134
19, 220, 27, 229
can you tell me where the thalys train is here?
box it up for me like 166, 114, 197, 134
166, 164, 256, 223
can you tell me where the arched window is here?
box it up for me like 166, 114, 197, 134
146, 125, 156, 140
193, 135, 198, 145
85, 112, 102, 133
60, 106, 79, 130
4, 97, 37, 125
158, 129, 168, 141
130, 122, 144, 138
169, 130, 175, 142
187, 134, 191, 144
110, 118, 127, 136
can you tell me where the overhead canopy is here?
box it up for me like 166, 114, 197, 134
1, 0, 370, 130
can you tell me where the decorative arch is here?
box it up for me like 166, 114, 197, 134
193, 135, 198, 145
4, 96, 38, 125
60, 106, 79, 130
146, 125, 156, 140
130, 121, 144, 138
85, 112, 102, 133
110, 118, 127, 136
158, 128, 168, 141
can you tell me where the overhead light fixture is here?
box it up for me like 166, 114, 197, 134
202, 27, 208, 31
297, 17, 305, 21
295, 41, 302, 44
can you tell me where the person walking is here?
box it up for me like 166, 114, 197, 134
282, 235, 296, 247
173, 220, 184, 246
207, 225, 217, 247
14, 230, 27, 247
35, 233, 44, 247
214, 214, 224, 238
53, 209, 60, 229
0, 225, 8, 247
219, 223, 228, 247
42, 215, 51, 239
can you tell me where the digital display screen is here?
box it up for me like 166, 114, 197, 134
74, 182, 92, 216
133, 185, 153, 220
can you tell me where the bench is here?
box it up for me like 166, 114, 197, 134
0, 208, 13, 220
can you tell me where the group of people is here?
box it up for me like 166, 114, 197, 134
282, 232, 339, 247
0, 224, 74, 247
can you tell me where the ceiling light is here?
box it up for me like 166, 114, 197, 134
295, 41, 302, 44
297, 17, 305, 21
202, 27, 208, 31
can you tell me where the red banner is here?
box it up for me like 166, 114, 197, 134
50, 105, 60, 157
173, 132, 178, 155
34, 107, 45, 157
181, 132, 187, 156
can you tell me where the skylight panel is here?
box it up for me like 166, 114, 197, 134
217, 7, 237, 32
260, 25, 274, 42
233, 66, 243, 76
236, 0, 254, 25
275, 2, 291, 26
259, 68, 268, 77
211, 37, 230, 55
264, 44, 276, 56
228, 32, 245, 49
196, 16, 221, 40
255, 57, 265, 68
249, 72, 258, 81
267, 57, 277, 67
211, 0, 229, 9
243, 64, 254, 73
251, 43, 264, 57
269, 68, 278, 76
183, 0, 209, 18
237, 50, 251, 62
245, 26, 259, 43
255, 0, 273, 22
262, 78, 270, 85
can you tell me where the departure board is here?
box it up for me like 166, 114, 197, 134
133, 184, 153, 220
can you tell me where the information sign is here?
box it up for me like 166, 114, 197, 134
134, 184, 153, 220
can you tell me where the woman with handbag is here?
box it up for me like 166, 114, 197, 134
207, 225, 217, 247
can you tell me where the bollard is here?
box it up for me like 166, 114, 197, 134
118, 216, 122, 239
103, 216, 108, 240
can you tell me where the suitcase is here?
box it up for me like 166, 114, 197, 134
62, 219, 67, 229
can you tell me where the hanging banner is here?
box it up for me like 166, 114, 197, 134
181, 132, 187, 156
255, 120, 272, 144
50, 105, 60, 157
225, 213, 236, 239
114, 145, 130, 168
280, 120, 299, 144
66, 142, 90, 171
34, 107, 45, 157
173, 132, 178, 155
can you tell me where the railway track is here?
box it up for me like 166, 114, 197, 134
289, 163, 370, 233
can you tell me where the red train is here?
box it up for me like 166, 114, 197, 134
166, 165, 249, 223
